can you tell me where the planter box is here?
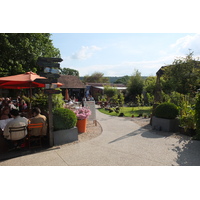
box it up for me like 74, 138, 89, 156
53, 127, 78, 146
152, 116, 179, 132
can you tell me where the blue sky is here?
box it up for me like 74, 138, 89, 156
51, 33, 200, 77
2, 1, 200, 78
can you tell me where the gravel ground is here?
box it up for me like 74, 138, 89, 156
75, 117, 151, 144
64, 116, 192, 146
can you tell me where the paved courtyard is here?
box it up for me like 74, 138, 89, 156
1, 108, 200, 166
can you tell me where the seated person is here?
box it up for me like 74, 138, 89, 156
29, 107, 47, 136
3, 109, 29, 141
0, 106, 11, 120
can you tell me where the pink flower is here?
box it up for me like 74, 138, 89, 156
74, 107, 91, 119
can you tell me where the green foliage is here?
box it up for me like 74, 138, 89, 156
179, 109, 196, 131
99, 106, 152, 117
83, 72, 109, 83
0, 33, 60, 76
24, 89, 64, 112
61, 68, 79, 76
106, 92, 125, 116
98, 95, 107, 102
194, 93, 200, 139
53, 108, 77, 131
136, 94, 144, 106
110, 93, 124, 107
127, 69, 144, 102
162, 52, 200, 95
52, 90, 65, 111
143, 76, 157, 94
154, 102, 178, 119
31, 92, 48, 112
114, 75, 130, 85
146, 92, 154, 105
104, 86, 118, 100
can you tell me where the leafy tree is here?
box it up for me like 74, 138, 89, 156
143, 76, 157, 94
104, 86, 118, 100
162, 52, 200, 95
114, 75, 130, 85
83, 72, 109, 83
61, 68, 79, 76
0, 33, 60, 76
127, 69, 144, 102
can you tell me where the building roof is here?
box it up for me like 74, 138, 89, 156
86, 83, 126, 87
58, 75, 86, 89
93, 86, 127, 90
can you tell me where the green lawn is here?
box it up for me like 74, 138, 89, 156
98, 106, 153, 117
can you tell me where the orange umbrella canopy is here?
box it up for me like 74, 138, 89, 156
0, 71, 61, 89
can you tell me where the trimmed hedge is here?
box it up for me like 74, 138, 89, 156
154, 102, 178, 119
53, 108, 77, 131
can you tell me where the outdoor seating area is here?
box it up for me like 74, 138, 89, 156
0, 103, 48, 154
0, 71, 54, 154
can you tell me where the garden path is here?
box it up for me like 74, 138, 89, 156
1, 108, 200, 166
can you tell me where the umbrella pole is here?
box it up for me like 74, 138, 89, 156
29, 86, 32, 109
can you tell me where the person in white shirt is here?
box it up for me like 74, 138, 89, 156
3, 109, 29, 141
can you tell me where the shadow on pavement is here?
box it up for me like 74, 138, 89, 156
108, 128, 166, 144
108, 126, 200, 166
0, 146, 60, 162
171, 137, 200, 166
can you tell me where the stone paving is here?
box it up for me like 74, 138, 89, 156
1, 108, 200, 166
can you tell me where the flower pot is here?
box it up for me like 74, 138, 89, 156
76, 118, 87, 133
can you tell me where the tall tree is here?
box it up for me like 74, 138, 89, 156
162, 52, 200, 95
127, 69, 144, 102
61, 68, 79, 76
143, 76, 157, 94
83, 72, 109, 83
0, 33, 60, 76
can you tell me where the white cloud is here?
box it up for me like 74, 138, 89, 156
76, 55, 177, 77
70, 45, 102, 60
171, 33, 200, 55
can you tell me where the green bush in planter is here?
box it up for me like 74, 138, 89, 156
154, 102, 178, 119
53, 108, 77, 131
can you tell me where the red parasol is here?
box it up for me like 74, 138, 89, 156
0, 72, 63, 108
0, 71, 50, 89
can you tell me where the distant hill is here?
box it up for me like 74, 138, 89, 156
80, 76, 148, 83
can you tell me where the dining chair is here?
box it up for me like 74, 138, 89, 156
27, 123, 43, 149
9, 126, 27, 148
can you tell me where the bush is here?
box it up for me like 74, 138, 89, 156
154, 102, 178, 119
53, 108, 77, 131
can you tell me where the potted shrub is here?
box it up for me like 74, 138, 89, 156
152, 102, 179, 132
53, 108, 78, 145
74, 107, 91, 133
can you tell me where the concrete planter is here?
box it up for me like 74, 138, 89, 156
53, 127, 78, 146
152, 116, 179, 132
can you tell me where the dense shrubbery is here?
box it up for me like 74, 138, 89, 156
154, 102, 179, 119
22, 89, 65, 112
194, 93, 200, 139
53, 108, 77, 131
